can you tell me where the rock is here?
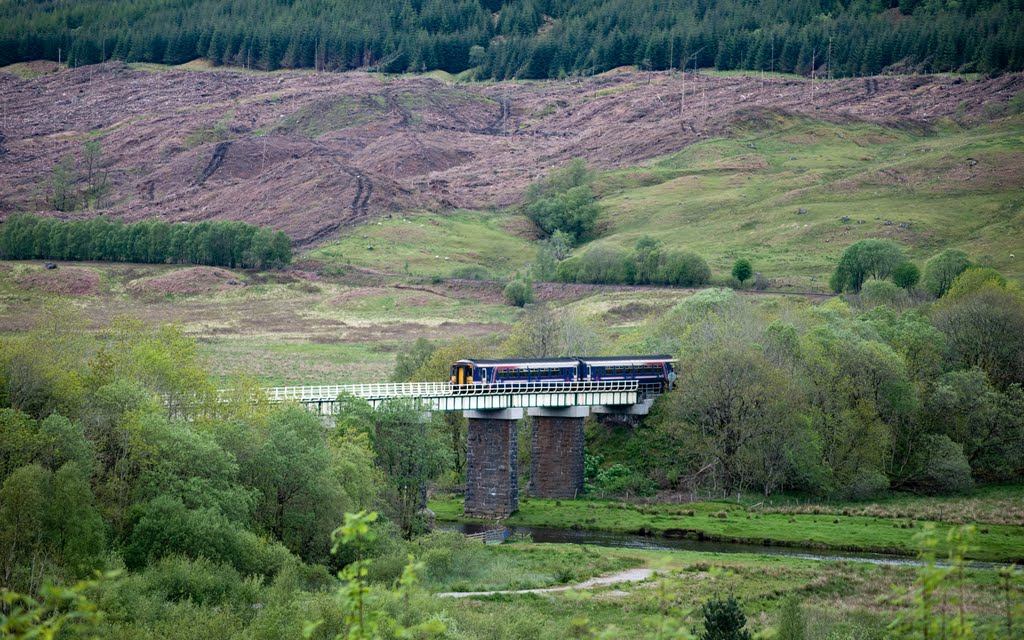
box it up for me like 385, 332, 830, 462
898, 222, 912, 229
840, 215, 851, 222
797, 208, 808, 215
227, 279, 238, 285
883, 219, 893, 225
789, 156, 797, 160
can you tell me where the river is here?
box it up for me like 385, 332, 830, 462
438, 522, 1005, 569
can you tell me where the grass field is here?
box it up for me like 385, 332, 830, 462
429, 487, 1024, 563
306, 210, 538, 279
583, 114, 1024, 285
304, 114, 1024, 288
404, 540, 1018, 639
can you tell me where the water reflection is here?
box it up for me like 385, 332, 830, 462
438, 522, 1003, 570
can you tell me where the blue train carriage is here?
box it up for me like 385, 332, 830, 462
450, 358, 582, 386
577, 355, 677, 392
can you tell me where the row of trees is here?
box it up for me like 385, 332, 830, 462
3, 0, 1022, 77
0, 214, 292, 269
830, 239, 991, 300
551, 239, 713, 287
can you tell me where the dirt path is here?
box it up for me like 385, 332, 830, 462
435, 568, 655, 598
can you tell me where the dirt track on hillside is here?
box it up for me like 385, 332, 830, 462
2, 64, 1021, 245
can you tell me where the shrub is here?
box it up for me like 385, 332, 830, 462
522, 159, 599, 244
892, 261, 920, 289
574, 245, 630, 284
922, 249, 971, 298
699, 594, 752, 640
503, 280, 534, 307
140, 556, 259, 607
907, 434, 974, 495
659, 250, 712, 286
777, 596, 805, 640
860, 278, 910, 309
829, 239, 906, 293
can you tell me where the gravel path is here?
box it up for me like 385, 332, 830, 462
435, 568, 655, 598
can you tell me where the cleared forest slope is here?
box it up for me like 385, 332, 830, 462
2, 63, 1022, 249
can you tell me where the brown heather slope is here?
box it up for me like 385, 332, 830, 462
1, 62, 1022, 246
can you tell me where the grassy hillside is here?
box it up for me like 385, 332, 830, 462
584, 113, 1024, 286
307, 113, 1024, 287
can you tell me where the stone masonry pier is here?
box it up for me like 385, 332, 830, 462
463, 408, 521, 518
528, 406, 587, 499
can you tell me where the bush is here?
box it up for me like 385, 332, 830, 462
573, 246, 630, 284
777, 596, 805, 640
859, 278, 909, 309
522, 159, 599, 244
839, 468, 889, 500
659, 250, 711, 286
140, 556, 259, 607
589, 464, 657, 497
699, 594, 752, 640
907, 434, 975, 495
922, 249, 971, 298
829, 239, 906, 293
892, 261, 920, 289
503, 280, 534, 307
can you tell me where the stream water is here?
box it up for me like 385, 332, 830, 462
439, 522, 1003, 569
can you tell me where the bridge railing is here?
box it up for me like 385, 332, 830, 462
258, 380, 640, 403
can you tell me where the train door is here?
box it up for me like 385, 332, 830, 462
451, 363, 473, 385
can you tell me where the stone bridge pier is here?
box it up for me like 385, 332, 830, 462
528, 407, 587, 499
463, 408, 521, 518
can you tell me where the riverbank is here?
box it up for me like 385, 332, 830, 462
428, 493, 1024, 563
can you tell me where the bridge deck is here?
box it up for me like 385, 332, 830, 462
257, 380, 641, 413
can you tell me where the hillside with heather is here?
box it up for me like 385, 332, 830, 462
2, 62, 1023, 284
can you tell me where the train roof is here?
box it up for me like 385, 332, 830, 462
578, 355, 675, 364
454, 358, 580, 367
454, 355, 675, 367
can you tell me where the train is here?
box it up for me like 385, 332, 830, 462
450, 355, 677, 392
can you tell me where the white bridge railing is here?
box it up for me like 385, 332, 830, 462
260, 380, 640, 403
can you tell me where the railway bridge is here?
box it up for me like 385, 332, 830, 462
257, 380, 656, 519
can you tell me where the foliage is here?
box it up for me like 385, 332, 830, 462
4, 0, 1022, 78
892, 262, 921, 290
559, 238, 711, 287
503, 280, 534, 307
305, 511, 444, 640
500, 305, 601, 359
698, 595, 752, 640
932, 282, 1024, 389
829, 239, 906, 293
922, 249, 972, 298
730, 259, 752, 287
860, 278, 910, 310
0, 213, 291, 269
776, 596, 805, 640
391, 338, 436, 382
0, 573, 111, 639
345, 399, 452, 538
523, 159, 599, 244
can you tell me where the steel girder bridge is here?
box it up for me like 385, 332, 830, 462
259, 380, 641, 413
